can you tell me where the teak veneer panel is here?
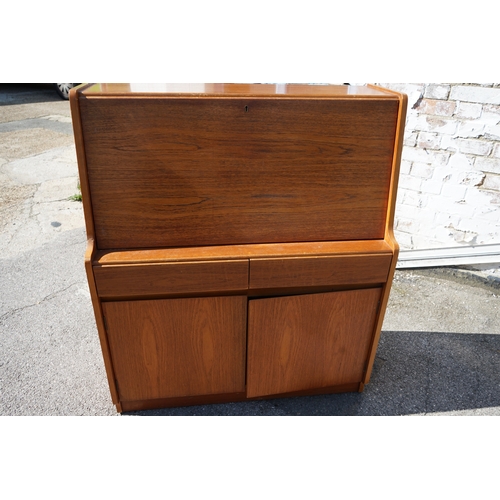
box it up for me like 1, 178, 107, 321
246, 288, 382, 398
80, 96, 399, 249
93, 249, 392, 299
94, 259, 248, 299
82, 83, 399, 98
249, 254, 392, 289
102, 296, 247, 401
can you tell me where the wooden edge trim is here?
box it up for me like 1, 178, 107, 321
80, 85, 400, 100
368, 84, 407, 246
83, 95, 399, 101
73, 83, 94, 93
362, 254, 398, 386
69, 86, 96, 243
94, 240, 393, 266
81, 94, 395, 101
249, 251, 393, 262
84, 238, 120, 404
84, 238, 95, 263
363, 85, 407, 385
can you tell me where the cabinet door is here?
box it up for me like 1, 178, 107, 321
246, 288, 381, 398
102, 296, 247, 402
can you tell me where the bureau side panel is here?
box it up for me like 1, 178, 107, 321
80, 97, 399, 249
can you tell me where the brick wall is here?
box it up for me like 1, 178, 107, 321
376, 83, 500, 250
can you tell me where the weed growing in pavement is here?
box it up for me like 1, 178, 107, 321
69, 180, 82, 202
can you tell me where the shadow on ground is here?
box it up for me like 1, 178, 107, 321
124, 330, 500, 416
0, 84, 62, 105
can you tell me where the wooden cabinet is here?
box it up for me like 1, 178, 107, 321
70, 83, 406, 412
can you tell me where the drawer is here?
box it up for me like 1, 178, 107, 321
94, 260, 249, 299
249, 254, 392, 290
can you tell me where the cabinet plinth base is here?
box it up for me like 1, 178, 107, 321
119, 383, 362, 413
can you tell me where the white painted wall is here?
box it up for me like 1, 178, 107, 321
376, 83, 500, 254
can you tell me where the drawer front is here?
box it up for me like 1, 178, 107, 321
94, 260, 249, 299
249, 254, 392, 290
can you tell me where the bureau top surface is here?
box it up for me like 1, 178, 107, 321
77, 83, 399, 99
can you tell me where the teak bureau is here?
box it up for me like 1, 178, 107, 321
70, 83, 407, 413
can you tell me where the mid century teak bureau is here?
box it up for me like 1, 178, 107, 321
70, 83, 407, 413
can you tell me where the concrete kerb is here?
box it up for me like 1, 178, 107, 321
405, 266, 500, 291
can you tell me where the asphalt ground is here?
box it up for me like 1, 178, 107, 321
1, 83, 499, 416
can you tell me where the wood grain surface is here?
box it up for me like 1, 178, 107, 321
246, 288, 382, 398
103, 296, 247, 401
80, 83, 398, 98
364, 86, 408, 385
249, 254, 392, 289
80, 97, 399, 249
94, 239, 392, 265
69, 87, 96, 242
83, 239, 120, 404
94, 259, 249, 299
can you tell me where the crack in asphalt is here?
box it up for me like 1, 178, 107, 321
0, 281, 80, 322
35, 197, 79, 204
